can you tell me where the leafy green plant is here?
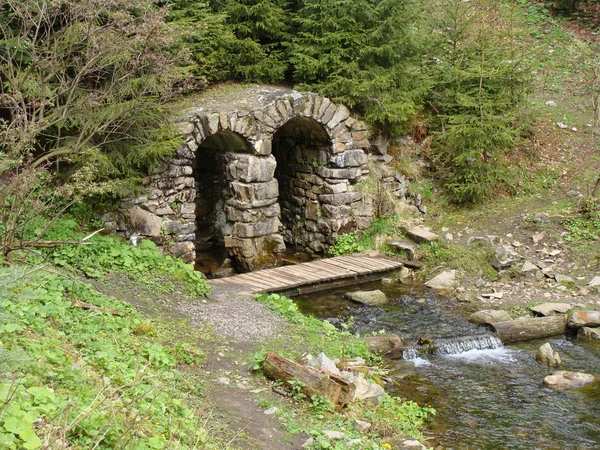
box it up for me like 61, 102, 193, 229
0, 267, 213, 449
42, 223, 210, 296
255, 293, 372, 362
328, 232, 364, 256
561, 217, 600, 242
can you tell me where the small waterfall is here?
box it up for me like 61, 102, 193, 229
400, 334, 503, 360
433, 334, 503, 356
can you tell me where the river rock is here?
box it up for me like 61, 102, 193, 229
543, 371, 599, 389
308, 352, 341, 376
354, 419, 371, 433
554, 274, 574, 284
387, 240, 417, 259
578, 327, 600, 342
425, 270, 456, 290
491, 246, 521, 270
521, 261, 538, 273
406, 226, 438, 243
469, 309, 512, 325
530, 302, 572, 317
567, 310, 600, 328
345, 290, 387, 306
588, 276, 600, 287
382, 435, 427, 450
341, 373, 384, 404
536, 342, 562, 366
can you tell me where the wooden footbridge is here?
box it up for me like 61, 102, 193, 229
208, 256, 406, 295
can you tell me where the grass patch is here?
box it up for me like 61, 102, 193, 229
253, 293, 436, 449
0, 266, 220, 449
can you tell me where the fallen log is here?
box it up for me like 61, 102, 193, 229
262, 352, 355, 407
490, 315, 568, 344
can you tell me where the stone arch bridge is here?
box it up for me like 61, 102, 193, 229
119, 86, 407, 272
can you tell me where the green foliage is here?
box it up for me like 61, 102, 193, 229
0, 0, 185, 195
169, 0, 289, 83
426, 0, 534, 204
41, 223, 210, 296
561, 217, 600, 242
328, 232, 364, 256
290, 0, 429, 133
0, 266, 212, 449
255, 293, 372, 361
361, 395, 436, 440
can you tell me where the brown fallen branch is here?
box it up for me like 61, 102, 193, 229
262, 352, 355, 408
70, 297, 120, 316
490, 315, 567, 344
6, 229, 104, 252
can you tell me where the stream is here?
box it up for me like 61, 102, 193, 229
295, 281, 600, 450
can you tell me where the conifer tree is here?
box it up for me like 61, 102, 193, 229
289, 0, 428, 134
427, 0, 532, 204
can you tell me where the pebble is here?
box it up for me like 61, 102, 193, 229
264, 407, 279, 415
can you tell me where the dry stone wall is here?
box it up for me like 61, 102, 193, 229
114, 87, 407, 271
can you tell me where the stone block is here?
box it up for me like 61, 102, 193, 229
228, 237, 257, 258
254, 139, 272, 155
227, 154, 277, 183
170, 241, 195, 258
327, 105, 351, 129
128, 208, 162, 237
179, 202, 196, 215
329, 150, 368, 168
264, 233, 286, 254
231, 179, 279, 203
316, 166, 362, 180
176, 145, 195, 159
166, 165, 193, 177
319, 192, 363, 206
225, 203, 280, 223
306, 201, 320, 221
321, 102, 337, 124
317, 97, 331, 119
233, 217, 280, 238
321, 204, 352, 220
163, 220, 196, 236
207, 113, 220, 134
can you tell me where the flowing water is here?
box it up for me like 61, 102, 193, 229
295, 282, 600, 450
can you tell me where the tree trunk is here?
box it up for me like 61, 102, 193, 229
491, 316, 568, 344
262, 353, 355, 408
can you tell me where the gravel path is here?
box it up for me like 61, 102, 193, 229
175, 285, 288, 342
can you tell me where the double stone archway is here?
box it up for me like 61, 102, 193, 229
132, 86, 375, 272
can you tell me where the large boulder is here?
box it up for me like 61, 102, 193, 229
568, 310, 600, 328
536, 342, 562, 367
425, 270, 456, 290
345, 290, 388, 306
543, 371, 599, 389
578, 327, 600, 342
128, 208, 162, 236
530, 302, 572, 317
469, 309, 512, 325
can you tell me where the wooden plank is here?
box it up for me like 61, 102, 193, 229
334, 257, 377, 273
327, 257, 375, 274
319, 258, 361, 274
342, 256, 397, 271
307, 261, 354, 280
